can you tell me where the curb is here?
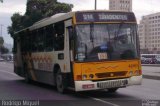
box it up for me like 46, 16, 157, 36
142, 64, 160, 67
143, 75, 160, 80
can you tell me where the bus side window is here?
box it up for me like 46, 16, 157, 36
21, 32, 29, 53
45, 25, 54, 51
54, 22, 64, 51
37, 28, 45, 52
31, 31, 35, 52
20, 34, 24, 52
31, 30, 37, 52
28, 34, 32, 52
31, 31, 34, 52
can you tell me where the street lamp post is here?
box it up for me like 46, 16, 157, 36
95, 0, 97, 10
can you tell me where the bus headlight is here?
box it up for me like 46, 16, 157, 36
135, 70, 142, 76
82, 74, 87, 79
89, 74, 94, 79
129, 71, 133, 76
135, 70, 139, 75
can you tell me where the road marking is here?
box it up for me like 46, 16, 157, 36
0, 69, 18, 77
78, 93, 119, 106
89, 96, 120, 106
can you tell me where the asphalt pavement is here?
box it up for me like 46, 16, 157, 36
142, 64, 160, 80
0, 62, 160, 106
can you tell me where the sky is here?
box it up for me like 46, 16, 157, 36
0, 0, 160, 45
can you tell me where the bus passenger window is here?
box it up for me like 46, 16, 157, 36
31, 30, 38, 52
33, 30, 39, 52
37, 28, 45, 52
21, 32, 30, 52
54, 22, 64, 51
45, 25, 54, 51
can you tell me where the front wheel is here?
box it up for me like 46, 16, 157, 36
24, 64, 31, 83
24, 71, 31, 83
56, 70, 66, 93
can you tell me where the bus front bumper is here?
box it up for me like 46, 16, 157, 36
74, 75, 142, 91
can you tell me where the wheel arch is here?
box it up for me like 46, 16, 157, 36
53, 64, 61, 74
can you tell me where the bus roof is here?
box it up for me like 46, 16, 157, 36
14, 10, 135, 36
30, 12, 74, 30
14, 12, 74, 36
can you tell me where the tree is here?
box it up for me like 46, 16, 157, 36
0, 37, 9, 54
8, 13, 24, 38
0, 46, 9, 54
0, 37, 4, 48
0, 0, 3, 3
8, 0, 73, 38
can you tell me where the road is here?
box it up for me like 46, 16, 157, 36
0, 62, 160, 106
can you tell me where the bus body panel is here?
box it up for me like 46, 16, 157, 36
74, 75, 142, 91
14, 19, 73, 85
21, 50, 69, 85
14, 41, 24, 77
73, 60, 141, 81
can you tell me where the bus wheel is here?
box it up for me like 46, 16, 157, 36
24, 71, 30, 83
107, 88, 118, 93
56, 69, 65, 93
24, 65, 30, 83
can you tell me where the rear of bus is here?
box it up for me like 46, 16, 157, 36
72, 11, 142, 91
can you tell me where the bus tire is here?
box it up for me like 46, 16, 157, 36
56, 69, 66, 93
107, 88, 118, 93
24, 71, 30, 83
24, 64, 31, 83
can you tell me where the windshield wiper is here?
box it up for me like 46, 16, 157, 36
90, 23, 94, 48
115, 22, 124, 39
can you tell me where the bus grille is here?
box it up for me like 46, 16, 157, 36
97, 79, 128, 89
95, 71, 127, 78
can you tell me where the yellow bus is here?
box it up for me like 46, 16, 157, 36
13, 10, 142, 93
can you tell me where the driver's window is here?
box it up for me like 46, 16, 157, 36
68, 26, 74, 50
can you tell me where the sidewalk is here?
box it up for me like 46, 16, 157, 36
142, 65, 160, 80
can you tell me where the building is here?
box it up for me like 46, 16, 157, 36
138, 12, 160, 54
109, 0, 132, 12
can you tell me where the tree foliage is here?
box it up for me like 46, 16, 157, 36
8, 13, 23, 38
0, 0, 3, 3
0, 37, 4, 47
8, 0, 73, 38
0, 46, 9, 54
0, 37, 9, 54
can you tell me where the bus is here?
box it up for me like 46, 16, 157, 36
13, 10, 142, 93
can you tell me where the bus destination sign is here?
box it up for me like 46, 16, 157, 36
75, 12, 136, 23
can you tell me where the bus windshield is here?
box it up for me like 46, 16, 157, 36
75, 23, 139, 62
